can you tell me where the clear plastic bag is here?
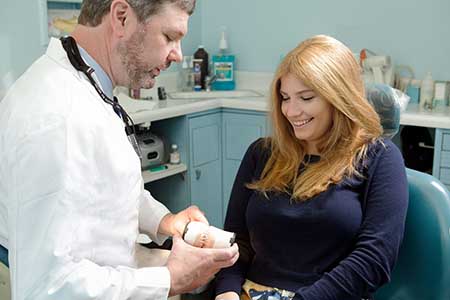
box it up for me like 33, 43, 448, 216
366, 83, 410, 138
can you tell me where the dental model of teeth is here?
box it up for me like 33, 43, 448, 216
182, 221, 235, 249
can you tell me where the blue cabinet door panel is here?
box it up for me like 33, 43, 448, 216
191, 124, 220, 167
190, 161, 223, 227
189, 112, 223, 227
224, 120, 265, 160
222, 111, 267, 221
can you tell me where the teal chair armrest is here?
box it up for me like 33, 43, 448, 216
375, 168, 450, 300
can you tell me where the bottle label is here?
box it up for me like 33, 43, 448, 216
170, 152, 180, 164
214, 62, 234, 82
193, 59, 203, 86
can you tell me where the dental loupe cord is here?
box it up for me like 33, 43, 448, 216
60, 36, 142, 159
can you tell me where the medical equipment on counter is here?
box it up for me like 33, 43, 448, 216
362, 55, 395, 86
60, 36, 142, 159
137, 131, 165, 170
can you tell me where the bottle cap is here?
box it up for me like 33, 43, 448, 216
219, 30, 228, 51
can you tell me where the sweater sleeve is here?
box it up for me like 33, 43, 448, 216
215, 139, 264, 296
295, 141, 409, 300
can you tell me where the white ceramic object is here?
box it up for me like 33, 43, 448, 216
183, 221, 235, 248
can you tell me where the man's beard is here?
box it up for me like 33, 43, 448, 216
117, 28, 154, 89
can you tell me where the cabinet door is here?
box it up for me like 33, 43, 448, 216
222, 111, 267, 217
189, 112, 223, 227
433, 128, 450, 190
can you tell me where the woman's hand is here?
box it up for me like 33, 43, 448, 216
215, 291, 240, 300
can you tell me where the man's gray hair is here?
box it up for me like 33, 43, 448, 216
78, 0, 195, 26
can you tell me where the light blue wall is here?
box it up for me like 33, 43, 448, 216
167, 3, 202, 72
181, 3, 202, 57
0, 0, 46, 98
2, 1, 449, 87
0, 0, 202, 80
198, 0, 450, 80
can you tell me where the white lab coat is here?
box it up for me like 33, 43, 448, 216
0, 38, 172, 299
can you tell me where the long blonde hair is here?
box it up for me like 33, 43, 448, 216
249, 35, 382, 200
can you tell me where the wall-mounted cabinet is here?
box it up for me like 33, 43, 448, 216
44, 0, 81, 46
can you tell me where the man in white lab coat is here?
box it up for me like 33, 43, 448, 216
0, 0, 239, 299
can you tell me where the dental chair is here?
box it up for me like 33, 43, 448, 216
374, 169, 450, 300
0, 244, 10, 299
367, 84, 450, 300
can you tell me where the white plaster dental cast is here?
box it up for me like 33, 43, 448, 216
183, 221, 236, 248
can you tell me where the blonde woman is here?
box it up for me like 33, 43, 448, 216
214, 35, 408, 300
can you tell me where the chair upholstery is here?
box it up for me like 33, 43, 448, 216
374, 168, 450, 300
0, 244, 10, 300
0, 244, 7, 267
367, 84, 450, 299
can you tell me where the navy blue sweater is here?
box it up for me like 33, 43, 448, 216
215, 138, 408, 300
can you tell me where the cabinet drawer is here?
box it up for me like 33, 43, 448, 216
442, 133, 450, 151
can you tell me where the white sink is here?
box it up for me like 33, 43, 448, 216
168, 89, 264, 99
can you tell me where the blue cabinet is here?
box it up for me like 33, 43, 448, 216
145, 116, 191, 213
221, 109, 268, 220
433, 128, 450, 190
187, 109, 267, 228
188, 110, 223, 227
147, 109, 268, 228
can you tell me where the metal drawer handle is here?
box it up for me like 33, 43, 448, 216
418, 142, 434, 149
195, 169, 201, 180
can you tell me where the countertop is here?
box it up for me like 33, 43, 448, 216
400, 103, 450, 129
118, 94, 450, 130
118, 93, 269, 124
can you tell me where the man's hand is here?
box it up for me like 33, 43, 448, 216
158, 205, 208, 237
167, 236, 239, 296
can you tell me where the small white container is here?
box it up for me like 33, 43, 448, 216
420, 72, 435, 109
183, 221, 235, 249
434, 81, 450, 106
169, 144, 180, 164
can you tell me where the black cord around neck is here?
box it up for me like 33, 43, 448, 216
59, 36, 141, 158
